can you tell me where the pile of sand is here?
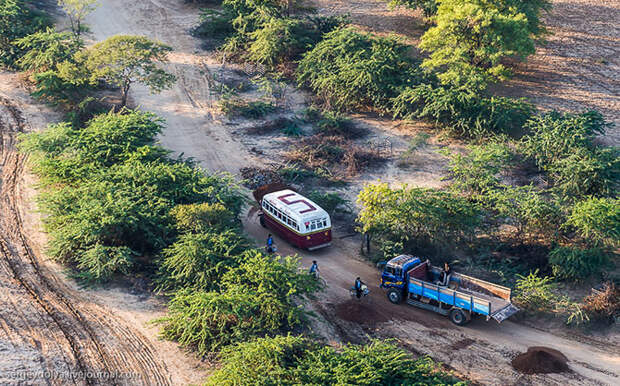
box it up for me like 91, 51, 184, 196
335, 299, 390, 325
512, 346, 569, 374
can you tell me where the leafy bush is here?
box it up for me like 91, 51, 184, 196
297, 27, 423, 111
207, 335, 463, 385
521, 111, 618, 198
158, 230, 249, 291
548, 246, 611, 281
220, 96, 277, 118
392, 84, 534, 138
247, 17, 312, 66
514, 270, 556, 312
20, 110, 244, 282
0, 0, 51, 67
566, 197, 619, 247
388, 0, 437, 17
357, 183, 482, 256
306, 191, 351, 215
581, 282, 620, 325
157, 251, 319, 355
14, 28, 82, 72
487, 185, 561, 242
419, 0, 547, 88
446, 142, 513, 199
171, 202, 239, 233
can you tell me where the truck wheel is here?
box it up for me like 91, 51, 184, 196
449, 308, 469, 326
387, 288, 402, 304
259, 214, 266, 228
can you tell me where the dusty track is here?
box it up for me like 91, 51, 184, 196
0, 95, 172, 385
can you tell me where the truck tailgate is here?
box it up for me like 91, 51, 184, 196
491, 303, 520, 322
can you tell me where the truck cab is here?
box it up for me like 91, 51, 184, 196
380, 255, 422, 303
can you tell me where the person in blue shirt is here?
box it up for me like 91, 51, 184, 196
266, 234, 274, 253
354, 277, 364, 298
309, 260, 319, 278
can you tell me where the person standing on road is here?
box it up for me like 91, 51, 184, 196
266, 234, 274, 253
309, 260, 319, 279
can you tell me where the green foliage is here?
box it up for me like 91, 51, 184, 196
446, 142, 513, 198
487, 185, 561, 241
14, 28, 82, 72
58, 0, 98, 38
548, 246, 611, 281
514, 269, 556, 312
84, 35, 176, 106
0, 0, 51, 67
219, 95, 277, 118
207, 335, 463, 385
156, 251, 319, 355
297, 27, 423, 111
388, 0, 437, 17
419, 0, 548, 88
158, 230, 248, 291
357, 183, 482, 257
392, 84, 534, 138
521, 111, 618, 198
306, 191, 351, 215
566, 197, 619, 247
20, 110, 244, 282
171, 202, 239, 233
247, 17, 312, 66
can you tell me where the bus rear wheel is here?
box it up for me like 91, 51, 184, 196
387, 288, 402, 304
449, 308, 470, 326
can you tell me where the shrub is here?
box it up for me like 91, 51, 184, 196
297, 27, 423, 111
14, 28, 82, 73
581, 282, 620, 325
446, 142, 513, 199
388, 0, 438, 17
514, 270, 556, 312
158, 230, 249, 291
487, 185, 561, 242
247, 17, 312, 66
157, 251, 320, 355
357, 183, 482, 255
419, 0, 547, 88
566, 197, 620, 247
220, 96, 277, 118
171, 202, 239, 233
0, 0, 51, 67
306, 191, 351, 215
521, 111, 618, 198
392, 84, 534, 138
548, 246, 611, 281
207, 335, 463, 385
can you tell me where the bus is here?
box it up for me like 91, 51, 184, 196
259, 189, 332, 250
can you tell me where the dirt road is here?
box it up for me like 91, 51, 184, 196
0, 78, 172, 384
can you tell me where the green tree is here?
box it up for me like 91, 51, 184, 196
419, 0, 542, 88
58, 0, 98, 38
357, 183, 482, 255
388, 0, 438, 18
549, 246, 611, 281
297, 27, 423, 111
14, 27, 82, 72
84, 35, 176, 107
207, 335, 463, 385
566, 197, 619, 247
0, 0, 50, 66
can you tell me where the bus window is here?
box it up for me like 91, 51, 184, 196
322, 220, 327, 227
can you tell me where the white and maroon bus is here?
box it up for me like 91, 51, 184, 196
259, 189, 332, 250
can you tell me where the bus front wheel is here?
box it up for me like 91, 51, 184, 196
449, 308, 470, 326
259, 214, 266, 228
387, 288, 402, 304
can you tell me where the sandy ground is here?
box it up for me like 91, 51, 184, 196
2, 0, 618, 384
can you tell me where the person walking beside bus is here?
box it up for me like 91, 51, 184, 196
266, 234, 274, 253
309, 260, 319, 279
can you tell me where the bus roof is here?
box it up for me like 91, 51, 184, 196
262, 190, 329, 220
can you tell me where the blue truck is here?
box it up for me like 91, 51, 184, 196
380, 255, 519, 325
